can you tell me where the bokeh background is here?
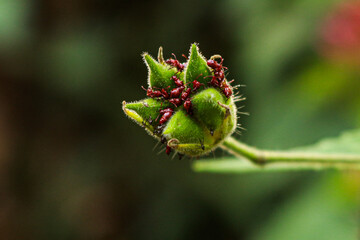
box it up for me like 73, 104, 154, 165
1, 0, 360, 239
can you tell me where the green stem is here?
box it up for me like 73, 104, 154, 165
222, 137, 360, 165
191, 136, 360, 172
193, 137, 360, 173
193, 158, 360, 173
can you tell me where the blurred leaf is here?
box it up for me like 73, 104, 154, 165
0, 0, 31, 50
250, 174, 358, 240
294, 128, 360, 154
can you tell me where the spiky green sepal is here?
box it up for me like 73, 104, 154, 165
185, 44, 213, 88
143, 53, 184, 89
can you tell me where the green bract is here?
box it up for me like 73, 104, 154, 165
123, 43, 238, 157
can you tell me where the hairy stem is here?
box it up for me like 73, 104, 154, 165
193, 136, 360, 173
222, 137, 360, 165
193, 159, 360, 173
191, 136, 360, 172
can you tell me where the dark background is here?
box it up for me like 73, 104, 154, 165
1, 0, 360, 239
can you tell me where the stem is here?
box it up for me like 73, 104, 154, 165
193, 158, 360, 173
221, 136, 360, 167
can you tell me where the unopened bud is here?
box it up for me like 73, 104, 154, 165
123, 43, 238, 157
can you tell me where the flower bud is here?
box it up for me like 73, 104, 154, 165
123, 43, 238, 157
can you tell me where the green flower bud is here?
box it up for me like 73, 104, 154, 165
123, 43, 239, 157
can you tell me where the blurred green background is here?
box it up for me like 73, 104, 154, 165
1, 0, 360, 239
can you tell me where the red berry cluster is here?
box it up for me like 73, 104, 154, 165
206, 57, 232, 98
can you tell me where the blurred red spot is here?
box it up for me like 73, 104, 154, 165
320, 1, 360, 65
